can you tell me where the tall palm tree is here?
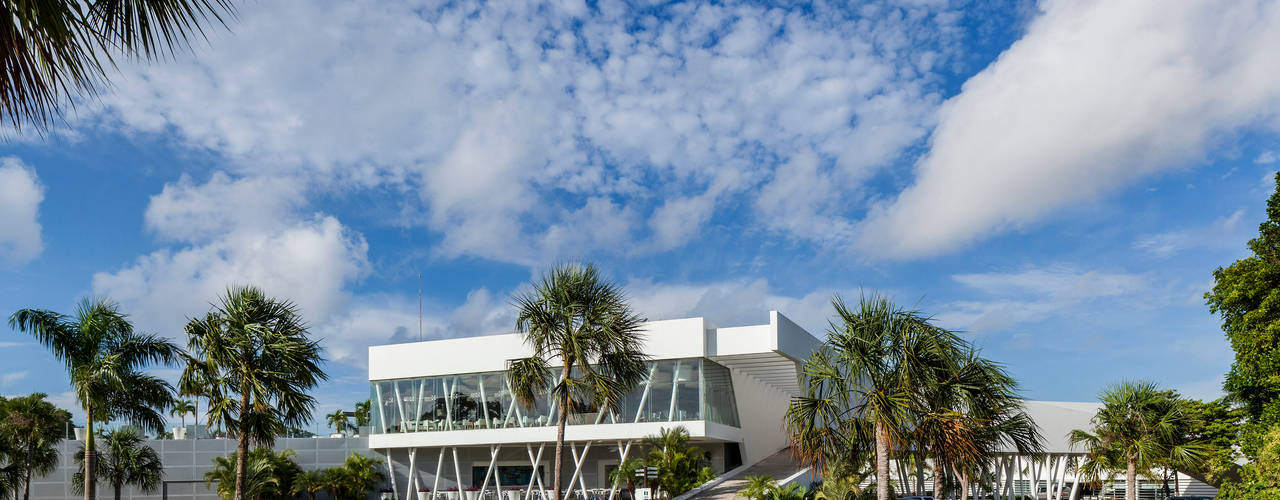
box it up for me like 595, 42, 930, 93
1, 393, 71, 500
1069, 381, 1207, 500
506, 263, 650, 500
326, 410, 348, 436
179, 286, 327, 500
170, 399, 196, 436
9, 297, 179, 500
72, 428, 163, 500
0, 0, 237, 131
784, 294, 966, 500
915, 349, 1043, 500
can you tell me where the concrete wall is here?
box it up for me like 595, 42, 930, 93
29, 437, 370, 500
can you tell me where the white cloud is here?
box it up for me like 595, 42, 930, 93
93, 208, 369, 340
937, 266, 1151, 334
1133, 208, 1248, 257
144, 173, 306, 243
858, 0, 1280, 258
1257, 151, 1278, 164
0, 158, 44, 266
0, 371, 28, 386
78, 0, 954, 263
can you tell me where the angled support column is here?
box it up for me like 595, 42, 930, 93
434, 447, 447, 496
607, 440, 633, 500
633, 364, 658, 423
479, 445, 500, 497
453, 447, 464, 493
386, 450, 399, 500
668, 360, 682, 421
406, 448, 419, 500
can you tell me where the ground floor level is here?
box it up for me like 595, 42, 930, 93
377, 441, 744, 500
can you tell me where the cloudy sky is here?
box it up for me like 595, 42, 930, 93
2, 0, 1278, 433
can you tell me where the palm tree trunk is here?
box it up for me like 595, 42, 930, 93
1125, 459, 1136, 500
85, 409, 96, 500
235, 390, 251, 500
875, 421, 890, 500
955, 467, 969, 500
114, 483, 122, 500
23, 436, 34, 500
553, 395, 569, 500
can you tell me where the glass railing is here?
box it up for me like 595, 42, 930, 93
369, 357, 740, 434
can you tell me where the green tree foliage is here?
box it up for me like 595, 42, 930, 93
72, 428, 163, 500
290, 470, 325, 500
353, 400, 372, 428
170, 399, 195, 432
1206, 171, 1280, 455
326, 410, 349, 435
785, 294, 1041, 500
1216, 425, 1280, 500
204, 448, 300, 500
317, 453, 384, 500
738, 477, 808, 500
1069, 381, 1207, 500
9, 297, 180, 500
1176, 398, 1243, 487
180, 286, 327, 500
640, 427, 714, 497
0, 0, 236, 131
506, 263, 650, 500
0, 393, 71, 500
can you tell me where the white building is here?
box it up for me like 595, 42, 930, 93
367, 311, 1220, 500
367, 312, 820, 500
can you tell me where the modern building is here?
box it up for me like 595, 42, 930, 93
367, 312, 820, 500
367, 312, 1221, 500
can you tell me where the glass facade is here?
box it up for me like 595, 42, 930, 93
369, 358, 740, 434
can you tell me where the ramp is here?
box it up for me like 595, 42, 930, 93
684, 449, 810, 500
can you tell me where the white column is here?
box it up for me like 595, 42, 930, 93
607, 441, 633, 500
387, 450, 399, 500
453, 447, 464, 492
415, 379, 427, 431
1067, 457, 1081, 500
407, 448, 419, 500
434, 447, 446, 496
375, 383, 387, 433
633, 363, 658, 423
394, 381, 408, 433
526, 444, 547, 500
667, 360, 682, 421
444, 378, 455, 430
479, 374, 491, 428
480, 445, 499, 497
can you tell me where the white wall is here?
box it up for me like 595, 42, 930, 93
728, 370, 792, 464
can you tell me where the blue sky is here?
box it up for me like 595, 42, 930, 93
1, 0, 1278, 434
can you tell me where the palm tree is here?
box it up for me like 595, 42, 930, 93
291, 470, 325, 500
1, 393, 72, 500
506, 263, 650, 500
1069, 381, 1207, 500
0, 0, 237, 131
784, 294, 966, 500
206, 453, 280, 500
641, 427, 713, 497
337, 453, 385, 500
326, 410, 348, 436
72, 428, 163, 500
915, 349, 1043, 500
180, 286, 327, 500
170, 399, 196, 436
9, 297, 180, 500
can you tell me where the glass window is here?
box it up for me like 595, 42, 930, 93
368, 356, 742, 434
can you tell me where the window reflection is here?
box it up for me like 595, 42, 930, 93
369, 358, 741, 434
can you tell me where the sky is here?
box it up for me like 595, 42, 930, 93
1, 0, 1279, 435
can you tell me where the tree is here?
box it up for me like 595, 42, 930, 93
72, 428, 163, 500
204, 448, 300, 500
0, 393, 71, 500
335, 453, 384, 500
784, 294, 968, 500
506, 263, 650, 500
1206, 171, 1280, 455
290, 470, 325, 500
9, 297, 180, 500
1216, 424, 1280, 500
915, 349, 1043, 500
641, 427, 713, 498
170, 399, 196, 435
0, 0, 237, 131
1068, 381, 1207, 500
1179, 398, 1244, 486
353, 400, 372, 429
326, 410, 349, 436
180, 286, 327, 500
